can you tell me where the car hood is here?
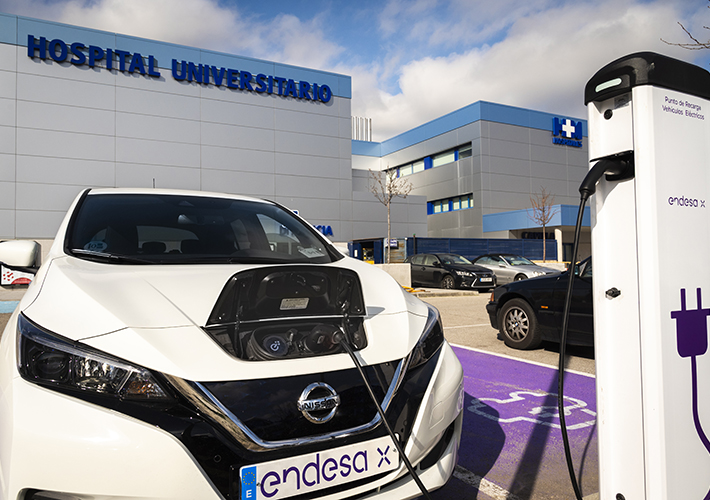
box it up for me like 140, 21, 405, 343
19, 255, 427, 380
510, 264, 559, 274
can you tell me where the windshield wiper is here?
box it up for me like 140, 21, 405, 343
70, 249, 154, 264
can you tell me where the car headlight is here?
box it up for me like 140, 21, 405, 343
454, 270, 472, 277
17, 314, 173, 402
408, 303, 445, 370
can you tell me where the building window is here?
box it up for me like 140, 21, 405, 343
394, 142, 472, 176
428, 194, 473, 215
432, 149, 456, 168
458, 143, 472, 159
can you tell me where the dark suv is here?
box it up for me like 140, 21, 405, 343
405, 253, 496, 290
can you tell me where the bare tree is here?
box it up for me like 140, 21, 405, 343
662, 1, 710, 50
528, 187, 559, 262
369, 168, 413, 263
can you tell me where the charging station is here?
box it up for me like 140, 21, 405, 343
585, 53, 710, 499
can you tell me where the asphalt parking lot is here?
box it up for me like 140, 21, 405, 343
0, 292, 598, 500
418, 292, 597, 500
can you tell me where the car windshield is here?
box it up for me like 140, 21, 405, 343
66, 193, 340, 265
439, 254, 472, 265
504, 255, 535, 266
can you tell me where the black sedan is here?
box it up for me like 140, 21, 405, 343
486, 257, 593, 349
405, 253, 496, 290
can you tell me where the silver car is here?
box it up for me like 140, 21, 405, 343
472, 253, 560, 284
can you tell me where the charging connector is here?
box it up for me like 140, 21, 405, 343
559, 151, 635, 500
334, 331, 434, 500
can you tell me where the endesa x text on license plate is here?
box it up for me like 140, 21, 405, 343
239, 436, 399, 499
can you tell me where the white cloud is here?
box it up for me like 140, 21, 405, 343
353, 0, 710, 140
0, 0, 342, 68
2, 0, 708, 143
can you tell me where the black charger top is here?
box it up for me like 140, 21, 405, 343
584, 51, 710, 105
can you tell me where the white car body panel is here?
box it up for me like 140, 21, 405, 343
0, 188, 462, 500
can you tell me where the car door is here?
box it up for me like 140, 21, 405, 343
493, 256, 516, 284
551, 259, 594, 342
420, 254, 441, 286
409, 254, 427, 285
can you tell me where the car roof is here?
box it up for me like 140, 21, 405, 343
86, 187, 272, 205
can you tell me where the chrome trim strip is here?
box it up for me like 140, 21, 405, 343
205, 314, 366, 329
166, 357, 408, 452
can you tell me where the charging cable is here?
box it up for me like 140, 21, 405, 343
559, 151, 634, 500
334, 331, 434, 500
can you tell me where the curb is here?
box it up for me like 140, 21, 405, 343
408, 289, 484, 298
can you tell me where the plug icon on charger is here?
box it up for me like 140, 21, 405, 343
670, 287, 710, 499
671, 288, 710, 358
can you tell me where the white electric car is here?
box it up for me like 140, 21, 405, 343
0, 188, 463, 500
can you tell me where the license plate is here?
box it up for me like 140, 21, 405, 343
480, 277, 493, 282
239, 435, 399, 500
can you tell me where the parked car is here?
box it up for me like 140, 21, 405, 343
472, 253, 560, 284
0, 188, 464, 500
486, 257, 593, 350
404, 253, 497, 290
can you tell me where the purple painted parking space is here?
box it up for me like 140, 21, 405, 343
432, 346, 598, 500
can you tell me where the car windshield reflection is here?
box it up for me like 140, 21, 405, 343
66, 193, 339, 265
505, 255, 535, 266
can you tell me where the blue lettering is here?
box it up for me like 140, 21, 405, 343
70, 42, 86, 65
260, 471, 281, 498
128, 53, 146, 74
172, 59, 187, 81
282, 466, 300, 490
25, 36, 332, 99
299, 81, 312, 100
210, 66, 225, 86
574, 121, 583, 140
302, 453, 320, 487
284, 79, 297, 97
240, 71, 253, 91
187, 62, 202, 83
274, 77, 287, 95
339, 454, 352, 477
552, 117, 562, 136
353, 451, 367, 473
49, 39, 68, 62
148, 55, 160, 77
27, 35, 46, 59
227, 69, 240, 89
319, 84, 332, 103
255, 73, 268, 93
114, 49, 130, 72
322, 458, 338, 481
88, 45, 104, 67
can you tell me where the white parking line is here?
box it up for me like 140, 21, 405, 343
453, 465, 521, 500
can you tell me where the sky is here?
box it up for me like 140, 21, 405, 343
1, 0, 709, 141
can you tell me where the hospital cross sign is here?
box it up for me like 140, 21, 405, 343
552, 117, 583, 147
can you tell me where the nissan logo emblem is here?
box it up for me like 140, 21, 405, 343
297, 382, 340, 424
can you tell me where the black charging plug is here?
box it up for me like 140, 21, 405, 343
579, 151, 634, 199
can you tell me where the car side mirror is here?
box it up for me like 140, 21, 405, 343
0, 240, 41, 272
432, 261, 441, 268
